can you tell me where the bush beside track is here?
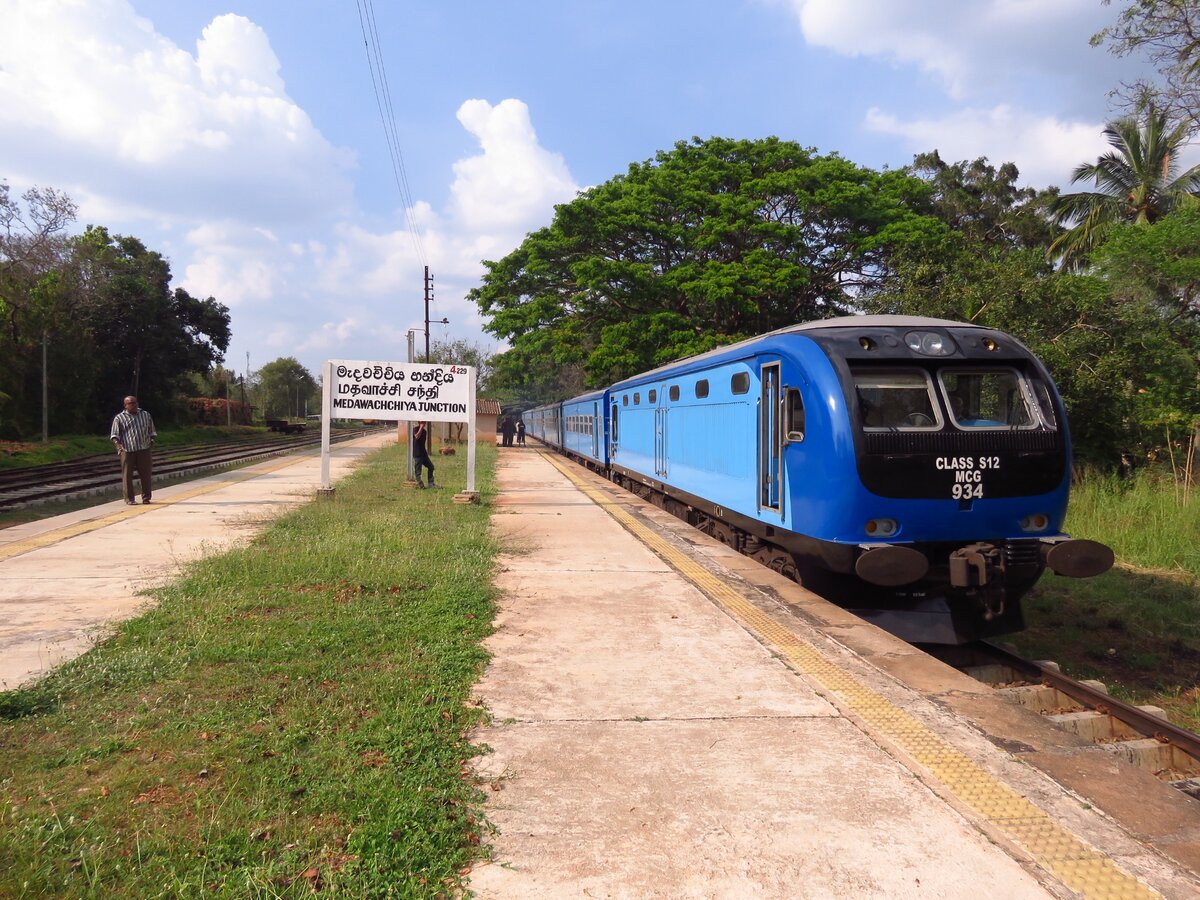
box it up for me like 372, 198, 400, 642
0, 442, 499, 897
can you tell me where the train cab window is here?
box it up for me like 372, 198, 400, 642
731, 372, 750, 395
649, 389, 657, 404
939, 369, 1038, 429
633, 392, 640, 405
622, 394, 628, 406
695, 379, 709, 399
853, 369, 941, 430
669, 385, 680, 402
784, 388, 805, 442
1030, 377, 1058, 429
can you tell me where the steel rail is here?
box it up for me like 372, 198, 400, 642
981, 640, 1200, 763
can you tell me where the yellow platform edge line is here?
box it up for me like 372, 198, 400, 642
538, 451, 1161, 900
0, 451, 312, 564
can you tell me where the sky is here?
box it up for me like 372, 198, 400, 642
0, 0, 1160, 381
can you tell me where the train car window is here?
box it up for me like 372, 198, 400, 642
649, 389, 657, 404
622, 394, 629, 406
633, 392, 640, 405
939, 369, 1037, 429
669, 385, 680, 402
784, 388, 805, 442
695, 379, 709, 399
853, 369, 941, 430
731, 372, 750, 395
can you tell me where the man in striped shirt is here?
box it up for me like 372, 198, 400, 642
110, 395, 157, 505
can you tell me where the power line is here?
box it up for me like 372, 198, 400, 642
355, 0, 427, 268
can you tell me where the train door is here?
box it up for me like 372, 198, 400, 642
592, 401, 600, 458
655, 384, 669, 477
610, 403, 619, 459
759, 362, 782, 512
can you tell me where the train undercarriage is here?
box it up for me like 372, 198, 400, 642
603, 463, 1108, 645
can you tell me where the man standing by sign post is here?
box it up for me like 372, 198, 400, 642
412, 421, 436, 488
319, 360, 478, 502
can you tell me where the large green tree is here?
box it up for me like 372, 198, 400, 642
1048, 109, 1200, 268
470, 136, 945, 397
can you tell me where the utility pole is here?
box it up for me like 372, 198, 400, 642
423, 266, 433, 362
41, 331, 48, 442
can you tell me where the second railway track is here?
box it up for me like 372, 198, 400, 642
0, 427, 387, 510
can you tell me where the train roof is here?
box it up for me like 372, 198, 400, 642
611, 315, 990, 387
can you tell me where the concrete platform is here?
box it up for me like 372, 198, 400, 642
0, 431, 393, 689
470, 449, 1200, 899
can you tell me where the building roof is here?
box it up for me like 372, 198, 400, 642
476, 398, 502, 416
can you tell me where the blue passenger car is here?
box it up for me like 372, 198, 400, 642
559, 390, 608, 470
525, 403, 562, 449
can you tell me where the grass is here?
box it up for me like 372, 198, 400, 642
0, 426, 268, 469
1009, 470, 1200, 731
0, 442, 499, 897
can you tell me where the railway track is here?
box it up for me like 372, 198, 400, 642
926, 641, 1200, 798
0, 427, 387, 510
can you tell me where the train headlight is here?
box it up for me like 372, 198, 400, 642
1020, 513, 1049, 533
904, 331, 956, 356
865, 518, 899, 537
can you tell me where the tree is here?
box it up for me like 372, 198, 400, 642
1093, 0, 1200, 131
424, 338, 496, 393
0, 181, 81, 437
255, 357, 318, 419
74, 227, 231, 424
905, 152, 1059, 251
1049, 109, 1200, 268
469, 136, 946, 396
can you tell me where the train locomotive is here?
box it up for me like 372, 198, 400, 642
524, 315, 1113, 644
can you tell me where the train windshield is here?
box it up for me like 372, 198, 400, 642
854, 369, 942, 431
939, 369, 1039, 429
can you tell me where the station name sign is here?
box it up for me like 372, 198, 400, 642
328, 359, 473, 422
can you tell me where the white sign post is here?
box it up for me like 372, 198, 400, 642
318, 359, 478, 502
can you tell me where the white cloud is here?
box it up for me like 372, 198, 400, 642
0, 0, 354, 227
450, 99, 580, 232
181, 222, 283, 306
0, 5, 578, 371
865, 105, 1107, 189
788, 0, 1126, 104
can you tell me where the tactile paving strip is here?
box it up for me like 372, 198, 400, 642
541, 452, 1161, 899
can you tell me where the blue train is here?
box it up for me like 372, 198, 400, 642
524, 315, 1113, 644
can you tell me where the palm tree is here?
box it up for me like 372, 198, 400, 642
1049, 109, 1200, 268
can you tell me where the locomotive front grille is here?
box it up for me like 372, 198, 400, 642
1004, 540, 1042, 569
858, 430, 1066, 499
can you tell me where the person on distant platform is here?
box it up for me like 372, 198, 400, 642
516, 418, 526, 446
500, 416, 516, 447
413, 420, 437, 488
110, 395, 156, 505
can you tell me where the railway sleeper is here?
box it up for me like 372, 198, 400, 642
996, 683, 1200, 777
956, 655, 1200, 781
